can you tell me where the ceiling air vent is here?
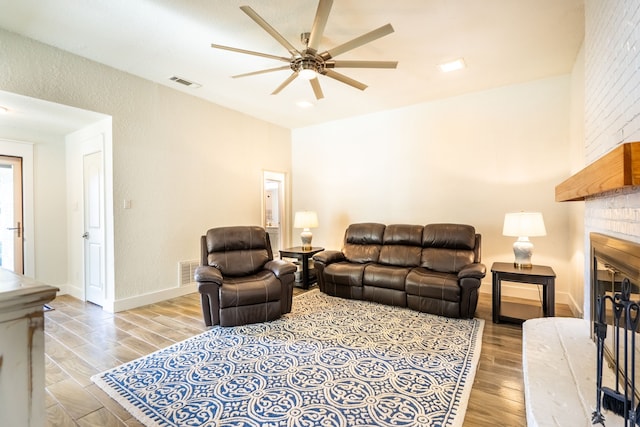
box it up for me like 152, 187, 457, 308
169, 76, 201, 88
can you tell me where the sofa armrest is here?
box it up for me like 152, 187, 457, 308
458, 263, 486, 280
312, 250, 345, 266
265, 259, 297, 278
194, 265, 223, 284
458, 264, 485, 318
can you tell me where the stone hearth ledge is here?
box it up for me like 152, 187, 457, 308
0, 269, 58, 427
523, 317, 626, 427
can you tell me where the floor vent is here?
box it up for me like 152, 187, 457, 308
169, 76, 202, 88
178, 260, 200, 286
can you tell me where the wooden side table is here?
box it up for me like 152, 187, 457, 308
491, 262, 556, 324
279, 246, 324, 289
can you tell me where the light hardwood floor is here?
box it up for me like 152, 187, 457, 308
43, 288, 574, 426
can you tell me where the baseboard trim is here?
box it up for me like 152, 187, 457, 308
479, 281, 569, 305
52, 283, 198, 313
56, 284, 84, 301
564, 292, 584, 318
112, 284, 198, 313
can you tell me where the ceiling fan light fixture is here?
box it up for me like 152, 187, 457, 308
296, 100, 314, 108
215, 2, 396, 99
439, 58, 466, 73
299, 68, 317, 80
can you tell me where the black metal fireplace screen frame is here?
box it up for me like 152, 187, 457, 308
591, 233, 640, 407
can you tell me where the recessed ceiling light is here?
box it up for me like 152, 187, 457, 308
0, 106, 9, 114
296, 101, 314, 108
439, 58, 466, 73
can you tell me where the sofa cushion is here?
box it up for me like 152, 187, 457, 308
206, 226, 270, 276
405, 268, 461, 302
324, 262, 367, 287
343, 223, 385, 263
363, 286, 407, 307
407, 295, 460, 318
363, 264, 411, 291
421, 248, 474, 273
219, 270, 281, 308
421, 224, 476, 273
379, 246, 422, 267
383, 224, 423, 245
378, 224, 423, 267
422, 223, 476, 250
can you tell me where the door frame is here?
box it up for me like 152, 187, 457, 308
262, 170, 289, 250
66, 118, 115, 310
0, 140, 34, 277
0, 155, 24, 273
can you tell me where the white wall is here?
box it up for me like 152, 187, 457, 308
566, 44, 586, 317
33, 138, 68, 285
0, 29, 292, 307
292, 76, 574, 301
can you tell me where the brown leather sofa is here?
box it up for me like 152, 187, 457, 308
312, 223, 486, 319
194, 226, 297, 327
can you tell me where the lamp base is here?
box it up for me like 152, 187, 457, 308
513, 237, 534, 269
300, 229, 313, 250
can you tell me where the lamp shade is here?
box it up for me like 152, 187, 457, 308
502, 212, 546, 237
294, 211, 318, 229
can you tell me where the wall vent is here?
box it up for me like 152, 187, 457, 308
169, 76, 202, 88
178, 260, 200, 286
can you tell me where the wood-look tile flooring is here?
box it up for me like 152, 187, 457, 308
43, 288, 574, 426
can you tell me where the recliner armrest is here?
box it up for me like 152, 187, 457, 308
264, 259, 297, 278
458, 263, 486, 279
312, 250, 345, 265
194, 265, 223, 284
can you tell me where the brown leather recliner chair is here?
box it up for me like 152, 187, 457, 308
194, 226, 297, 327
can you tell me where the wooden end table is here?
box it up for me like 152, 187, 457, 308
491, 262, 556, 324
279, 246, 324, 289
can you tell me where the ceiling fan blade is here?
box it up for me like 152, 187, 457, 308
232, 65, 291, 78
310, 78, 324, 100
326, 60, 398, 69
211, 44, 290, 62
323, 69, 367, 91
272, 72, 298, 95
307, 0, 333, 52
322, 23, 394, 60
240, 5, 300, 56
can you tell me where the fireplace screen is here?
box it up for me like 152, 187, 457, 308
591, 233, 640, 405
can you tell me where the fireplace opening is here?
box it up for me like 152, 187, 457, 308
591, 233, 640, 404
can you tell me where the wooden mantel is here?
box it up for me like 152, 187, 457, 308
555, 142, 640, 201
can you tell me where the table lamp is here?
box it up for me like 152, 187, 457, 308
293, 211, 318, 249
502, 212, 546, 268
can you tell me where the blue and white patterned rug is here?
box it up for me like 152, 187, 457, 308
92, 290, 483, 427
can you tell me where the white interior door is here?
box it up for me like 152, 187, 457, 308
0, 155, 23, 273
83, 149, 105, 305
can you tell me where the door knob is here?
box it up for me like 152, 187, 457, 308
7, 221, 21, 238
82, 232, 89, 239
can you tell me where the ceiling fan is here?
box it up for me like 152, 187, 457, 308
211, 0, 397, 100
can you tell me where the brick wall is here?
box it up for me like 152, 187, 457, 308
585, 0, 640, 241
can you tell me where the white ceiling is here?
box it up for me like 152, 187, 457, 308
0, 0, 584, 132
0, 90, 108, 140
